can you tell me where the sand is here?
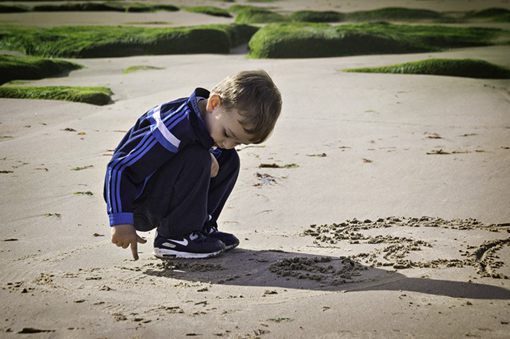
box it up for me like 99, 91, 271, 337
1, 0, 510, 338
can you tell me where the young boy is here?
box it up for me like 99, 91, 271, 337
104, 70, 282, 260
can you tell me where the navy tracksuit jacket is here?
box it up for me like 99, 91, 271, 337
104, 88, 240, 238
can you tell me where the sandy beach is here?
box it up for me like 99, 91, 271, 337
1, 0, 510, 338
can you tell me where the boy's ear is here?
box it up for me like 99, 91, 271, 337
207, 94, 221, 112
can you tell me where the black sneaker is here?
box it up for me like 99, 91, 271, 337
204, 225, 239, 251
154, 232, 225, 259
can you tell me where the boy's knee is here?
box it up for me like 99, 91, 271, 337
229, 150, 240, 170
225, 149, 240, 170
180, 145, 211, 168
215, 149, 240, 176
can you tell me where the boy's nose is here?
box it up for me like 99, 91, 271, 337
224, 140, 237, 149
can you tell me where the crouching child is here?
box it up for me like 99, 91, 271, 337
104, 70, 282, 259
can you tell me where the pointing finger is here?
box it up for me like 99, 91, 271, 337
131, 240, 139, 261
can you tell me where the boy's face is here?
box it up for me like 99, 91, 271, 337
203, 95, 253, 149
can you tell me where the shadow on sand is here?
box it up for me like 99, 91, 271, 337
143, 248, 510, 300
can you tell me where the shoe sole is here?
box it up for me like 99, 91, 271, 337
154, 248, 224, 259
224, 243, 239, 251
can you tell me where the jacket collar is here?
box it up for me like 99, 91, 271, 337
187, 88, 214, 149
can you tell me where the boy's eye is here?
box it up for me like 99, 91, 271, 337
224, 131, 229, 138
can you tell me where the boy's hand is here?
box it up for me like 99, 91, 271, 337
111, 224, 147, 260
210, 153, 219, 178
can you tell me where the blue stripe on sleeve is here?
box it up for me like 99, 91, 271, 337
114, 138, 157, 214
109, 132, 154, 213
167, 109, 188, 130
109, 212, 134, 226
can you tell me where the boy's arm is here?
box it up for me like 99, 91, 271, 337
105, 141, 177, 260
105, 141, 176, 226
106, 104, 206, 227
106, 104, 214, 260
111, 224, 147, 260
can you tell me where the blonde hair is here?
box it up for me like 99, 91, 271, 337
211, 70, 282, 144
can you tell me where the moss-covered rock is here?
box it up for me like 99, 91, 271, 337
32, 2, 122, 12
0, 86, 113, 105
289, 10, 344, 23
31, 2, 179, 12
234, 7, 286, 24
229, 5, 259, 14
124, 4, 179, 13
122, 65, 164, 74
0, 4, 29, 13
464, 7, 510, 18
0, 24, 258, 58
344, 58, 510, 79
495, 14, 510, 22
185, 6, 232, 18
0, 54, 82, 85
346, 7, 444, 21
464, 7, 510, 22
248, 22, 502, 58
217, 23, 259, 47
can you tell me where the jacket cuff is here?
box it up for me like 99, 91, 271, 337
109, 213, 134, 226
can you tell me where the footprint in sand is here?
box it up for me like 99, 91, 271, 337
254, 172, 278, 187
18, 328, 55, 334
424, 132, 442, 139
71, 165, 94, 171
258, 163, 299, 169
73, 191, 94, 196
306, 153, 327, 157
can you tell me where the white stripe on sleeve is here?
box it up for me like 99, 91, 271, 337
153, 105, 181, 149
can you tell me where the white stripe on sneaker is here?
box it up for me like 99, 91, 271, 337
162, 242, 176, 248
